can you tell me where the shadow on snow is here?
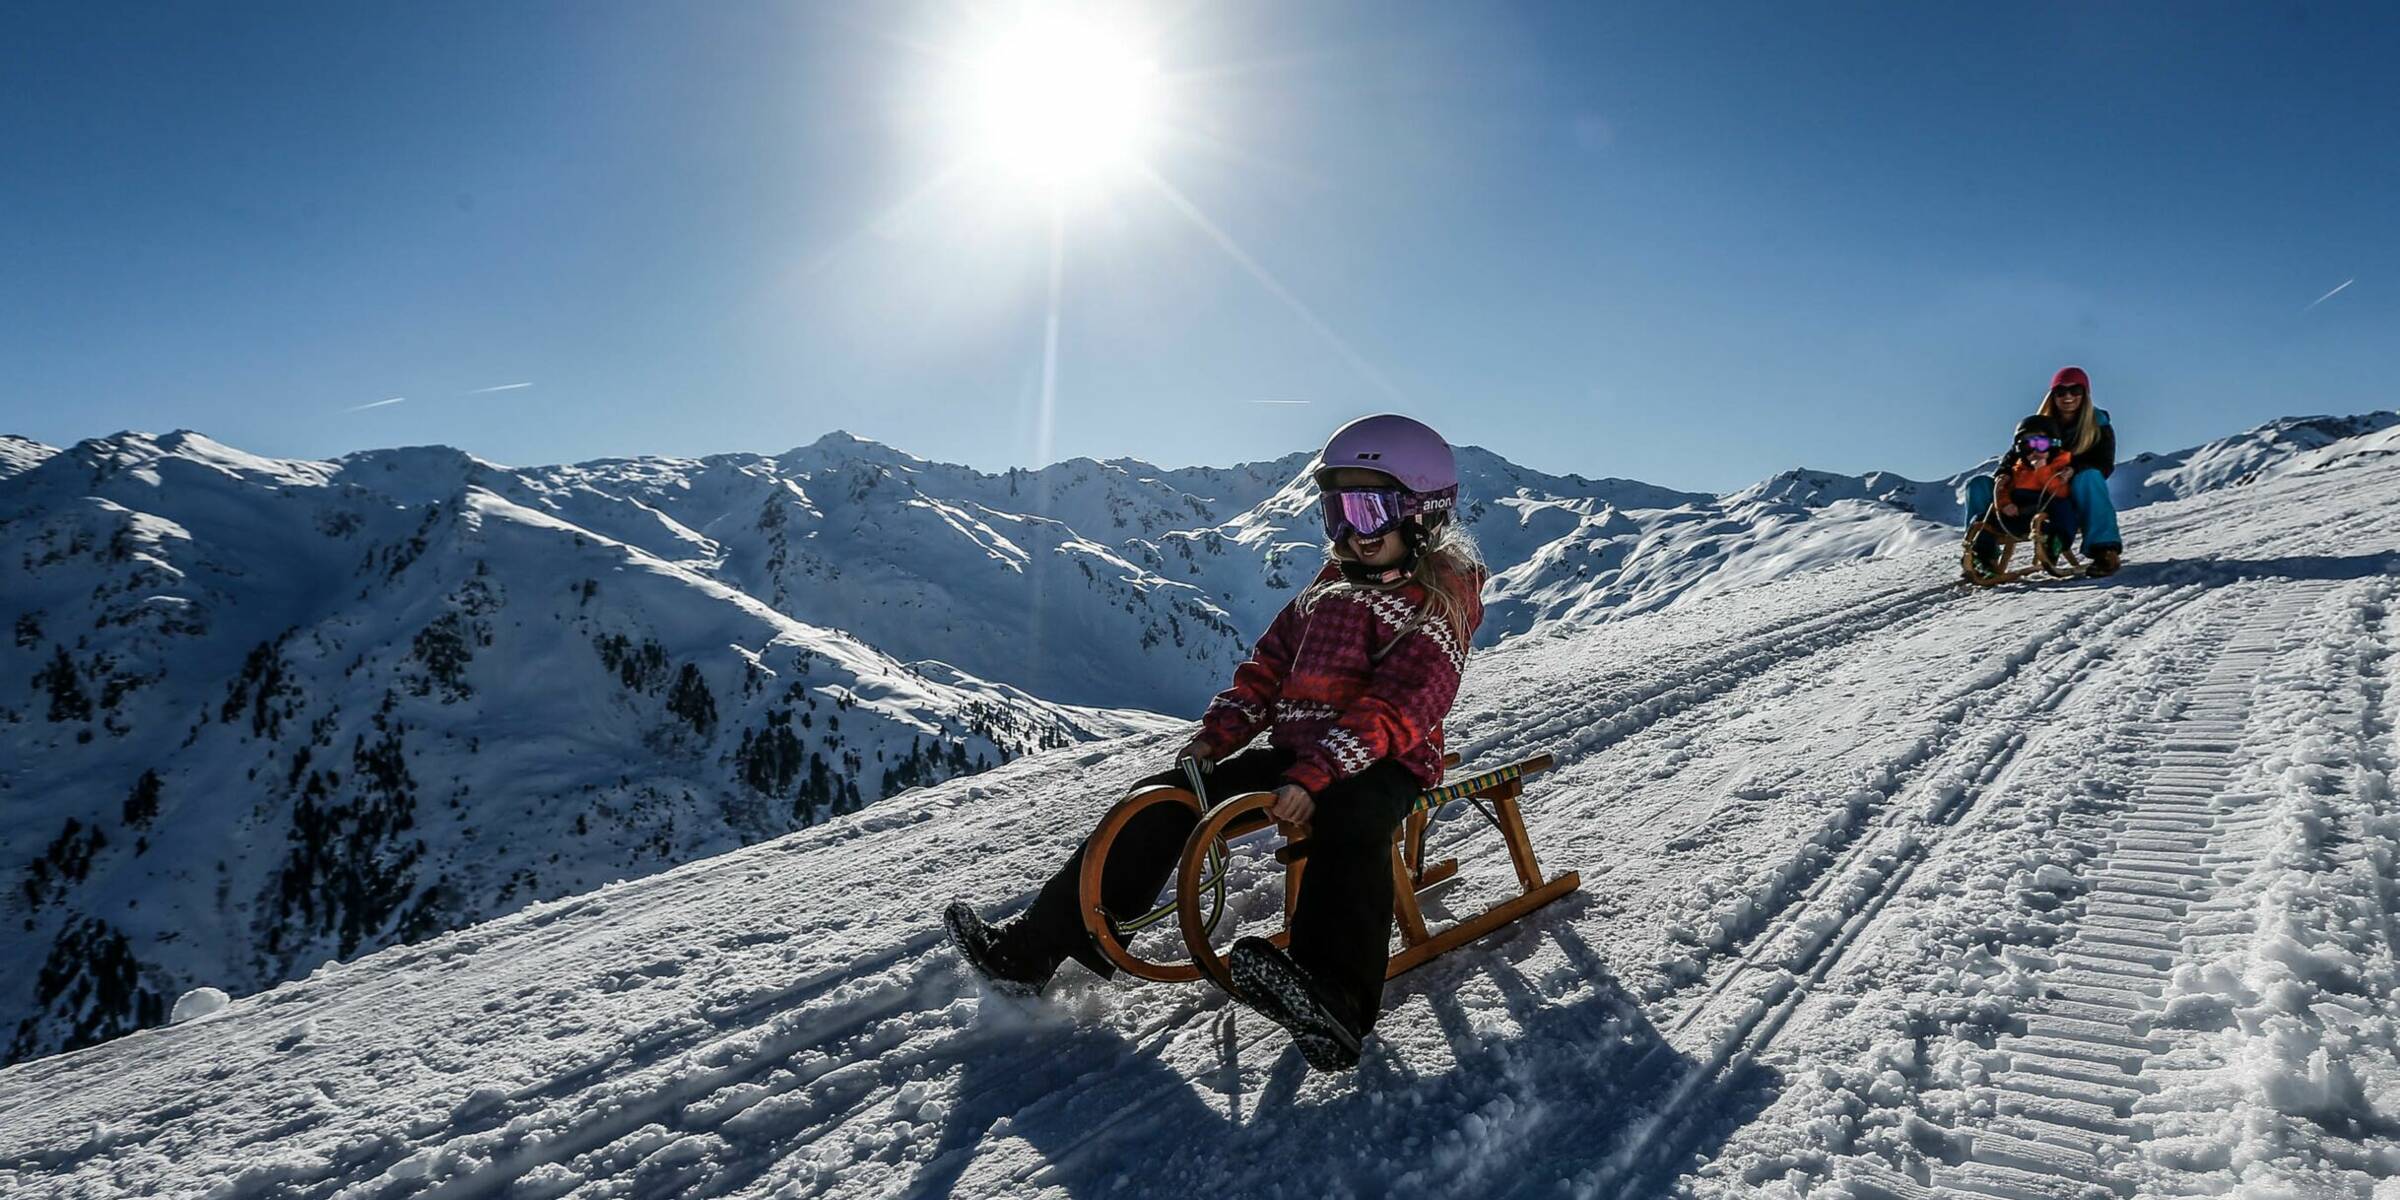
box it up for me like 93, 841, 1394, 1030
901, 909, 1770, 1199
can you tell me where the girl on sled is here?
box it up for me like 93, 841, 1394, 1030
946, 413, 1486, 1072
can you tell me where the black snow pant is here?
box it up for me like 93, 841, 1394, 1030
1014, 744, 1423, 1032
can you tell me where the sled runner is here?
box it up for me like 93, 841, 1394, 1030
1961, 503, 2083, 587
1075, 751, 1579, 994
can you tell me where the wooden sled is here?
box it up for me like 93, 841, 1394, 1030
1961, 507, 2082, 587
1075, 750, 1579, 995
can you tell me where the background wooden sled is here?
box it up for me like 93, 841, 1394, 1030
1961, 506, 2083, 587
1075, 750, 1578, 994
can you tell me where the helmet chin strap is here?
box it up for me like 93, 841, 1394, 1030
1335, 516, 1434, 585
1336, 557, 1411, 585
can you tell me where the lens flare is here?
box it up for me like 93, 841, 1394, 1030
961, 10, 1161, 198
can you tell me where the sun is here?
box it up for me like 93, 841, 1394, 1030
957, 9, 1162, 200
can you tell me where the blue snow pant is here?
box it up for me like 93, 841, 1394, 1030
1964, 469, 2120, 551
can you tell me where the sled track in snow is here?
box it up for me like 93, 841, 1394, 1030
1820, 582, 2339, 1200
139, 911, 1196, 1197
1570, 580, 2263, 1198
1457, 580, 1963, 768
339, 579, 2209, 1199
1651, 584, 2198, 1027
981, 589, 2009, 1169
1612, 576, 2198, 916
1640, 575, 2215, 998
189, 580, 2266, 1199
486, 582, 1994, 1196
809, 582, 1987, 1185
976, 583, 2211, 1190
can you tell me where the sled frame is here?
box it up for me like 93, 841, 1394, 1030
1076, 751, 1579, 993
1961, 500, 2083, 587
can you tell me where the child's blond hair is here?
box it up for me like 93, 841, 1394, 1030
1303, 520, 1486, 650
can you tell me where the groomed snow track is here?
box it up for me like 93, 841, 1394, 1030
1664, 585, 2327, 1200
3, 438, 2397, 1199
1569, 578, 2224, 1198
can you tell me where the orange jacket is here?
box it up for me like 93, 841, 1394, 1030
1999, 449, 2074, 499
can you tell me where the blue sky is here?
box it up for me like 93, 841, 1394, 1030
4, 2, 2394, 492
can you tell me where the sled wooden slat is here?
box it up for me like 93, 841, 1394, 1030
1390, 851, 1432, 946
1381, 758, 1574, 980
1385, 872, 1582, 979
1494, 787, 1545, 893
1277, 752, 1557, 864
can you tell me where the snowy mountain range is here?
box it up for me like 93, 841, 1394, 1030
0, 410, 2390, 1069
4, 406, 2398, 1198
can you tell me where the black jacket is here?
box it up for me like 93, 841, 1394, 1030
2069, 410, 2117, 477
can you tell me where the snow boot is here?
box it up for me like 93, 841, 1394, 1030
2087, 545, 2122, 577
1227, 936, 1364, 1072
944, 901, 1059, 997
2043, 533, 2072, 564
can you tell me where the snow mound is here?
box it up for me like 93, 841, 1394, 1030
168, 988, 229, 1024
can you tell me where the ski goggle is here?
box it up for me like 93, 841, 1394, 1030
1320, 487, 1410, 541
2049, 384, 2086, 399
2021, 435, 2056, 452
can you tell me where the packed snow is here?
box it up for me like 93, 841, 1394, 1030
2, 413, 2396, 1197
3, 414, 2376, 1068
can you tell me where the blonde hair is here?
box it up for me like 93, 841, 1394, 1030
2039, 388, 2102, 457
1303, 519, 1486, 648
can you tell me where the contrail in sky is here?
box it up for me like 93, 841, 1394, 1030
2303, 278, 2354, 312
345, 397, 407, 412
468, 382, 534, 394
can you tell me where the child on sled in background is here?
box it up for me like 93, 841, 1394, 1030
945, 413, 1487, 1073
1970, 414, 2079, 576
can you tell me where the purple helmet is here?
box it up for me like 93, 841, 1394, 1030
1313, 414, 1458, 495
1313, 414, 1460, 547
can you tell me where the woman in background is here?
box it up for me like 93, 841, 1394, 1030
1965, 365, 2124, 577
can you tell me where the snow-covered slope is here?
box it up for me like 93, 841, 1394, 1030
1480, 472, 1952, 629
3, 415, 2396, 1198
4, 412, 2389, 1072
2109, 411, 2400, 508
0, 432, 1170, 1066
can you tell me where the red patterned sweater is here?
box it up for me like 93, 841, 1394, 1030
1193, 561, 1483, 794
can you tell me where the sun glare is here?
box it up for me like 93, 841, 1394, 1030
960, 10, 1161, 199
